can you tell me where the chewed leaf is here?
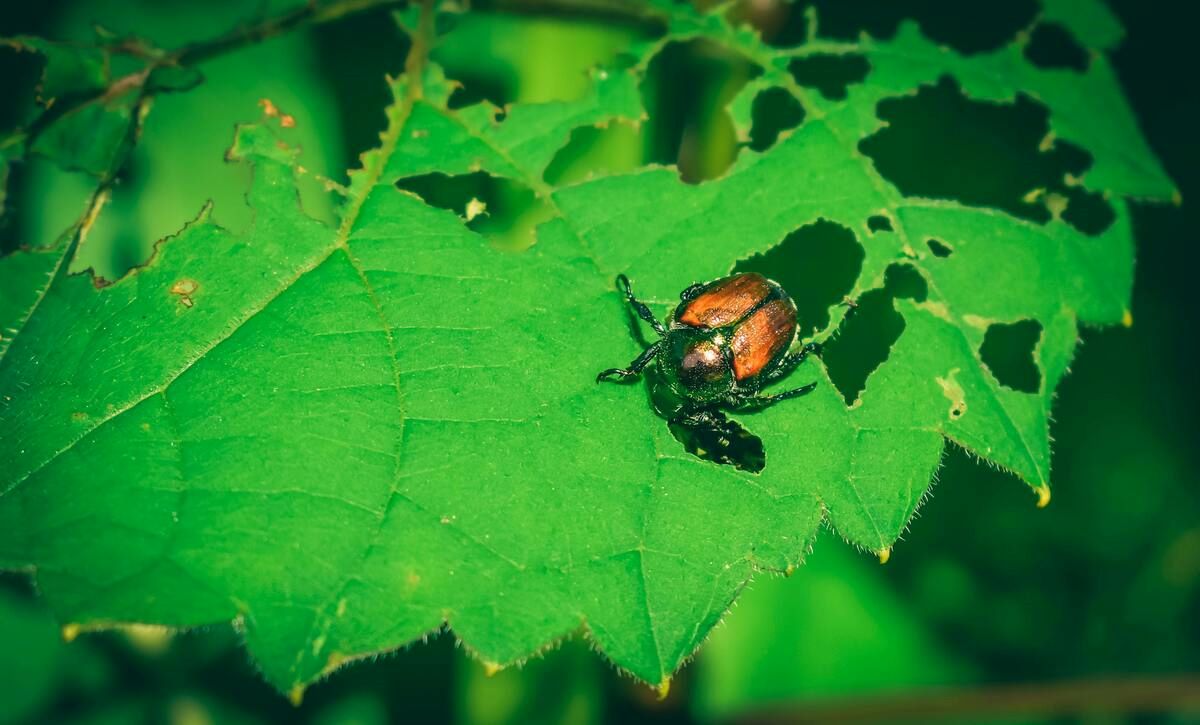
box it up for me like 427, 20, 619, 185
0, 0, 1173, 696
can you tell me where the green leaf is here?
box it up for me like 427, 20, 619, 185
2, 36, 135, 176
1, 36, 110, 105
0, 245, 63, 359
0, 1, 1173, 695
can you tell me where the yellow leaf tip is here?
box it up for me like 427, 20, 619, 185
61, 623, 81, 642
482, 661, 503, 677
655, 677, 671, 700
1122, 310, 1133, 328
288, 685, 305, 707
877, 547, 891, 564
1036, 484, 1051, 508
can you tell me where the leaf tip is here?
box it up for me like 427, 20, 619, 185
1122, 310, 1133, 328
482, 660, 503, 677
288, 685, 306, 707
61, 623, 80, 642
877, 547, 891, 564
655, 677, 672, 700
1035, 484, 1051, 508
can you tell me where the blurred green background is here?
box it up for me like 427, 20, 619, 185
1, 0, 1197, 723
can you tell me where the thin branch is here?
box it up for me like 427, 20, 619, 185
19, 0, 407, 162
484, 0, 667, 32
733, 674, 1200, 724
173, 0, 406, 66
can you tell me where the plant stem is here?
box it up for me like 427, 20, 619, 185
734, 674, 1200, 724
173, 0, 406, 66
487, 0, 667, 31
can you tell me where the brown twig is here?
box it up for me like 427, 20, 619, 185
733, 674, 1200, 724
484, 0, 668, 31
173, 0, 406, 66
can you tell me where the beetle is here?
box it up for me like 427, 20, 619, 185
596, 272, 821, 428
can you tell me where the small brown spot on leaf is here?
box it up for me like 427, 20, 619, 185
170, 279, 199, 308
280, 114, 296, 128
259, 98, 279, 117
71, 412, 88, 423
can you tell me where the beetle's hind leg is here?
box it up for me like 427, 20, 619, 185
617, 274, 667, 336
760, 341, 822, 385
597, 340, 663, 383
730, 382, 818, 412
669, 406, 728, 429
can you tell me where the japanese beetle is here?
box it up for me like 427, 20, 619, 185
597, 272, 820, 428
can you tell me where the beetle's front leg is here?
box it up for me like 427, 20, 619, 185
616, 274, 667, 336
760, 341, 822, 385
731, 382, 818, 411
597, 340, 663, 383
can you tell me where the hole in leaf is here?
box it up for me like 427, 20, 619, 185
748, 86, 805, 152
0, 160, 28, 255
311, 8, 411, 174
867, 214, 893, 233
0, 44, 42, 134
446, 75, 513, 110
395, 171, 552, 249
642, 39, 761, 183
860, 77, 1115, 235
787, 54, 870, 100
1060, 186, 1116, 235
744, 0, 1037, 55
733, 219, 864, 337
884, 263, 928, 302
821, 287, 904, 405
543, 121, 645, 187
927, 238, 953, 258
979, 319, 1043, 393
668, 415, 766, 474
1024, 23, 1089, 72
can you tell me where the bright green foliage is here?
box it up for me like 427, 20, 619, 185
0, 0, 1174, 694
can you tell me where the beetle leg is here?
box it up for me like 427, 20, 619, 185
760, 341, 822, 384
731, 382, 818, 411
670, 407, 727, 428
617, 274, 667, 336
597, 340, 663, 383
